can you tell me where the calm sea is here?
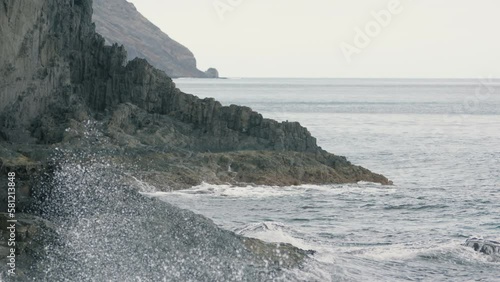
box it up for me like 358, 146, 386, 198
150, 78, 500, 281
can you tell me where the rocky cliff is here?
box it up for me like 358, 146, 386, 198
0, 0, 391, 279
0, 0, 390, 190
92, 0, 218, 78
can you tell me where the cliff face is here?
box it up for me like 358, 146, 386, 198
0, 1, 390, 279
0, 0, 317, 152
0, 0, 390, 190
0, 0, 90, 142
92, 0, 218, 78
0, 0, 307, 150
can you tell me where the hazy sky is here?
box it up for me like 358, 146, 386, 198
127, 0, 500, 78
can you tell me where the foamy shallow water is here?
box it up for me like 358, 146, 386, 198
149, 180, 499, 281
161, 78, 500, 281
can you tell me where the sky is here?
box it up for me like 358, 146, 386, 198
127, 0, 500, 78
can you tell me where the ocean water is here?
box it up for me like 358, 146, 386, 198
144, 78, 500, 281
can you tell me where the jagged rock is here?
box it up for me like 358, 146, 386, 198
0, 0, 390, 187
92, 0, 215, 78
0, 0, 392, 279
465, 237, 500, 256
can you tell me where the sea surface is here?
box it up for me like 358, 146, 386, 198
150, 78, 500, 281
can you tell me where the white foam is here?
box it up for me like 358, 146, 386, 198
235, 221, 322, 253
144, 181, 395, 200
351, 240, 499, 264
150, 182, 308, 198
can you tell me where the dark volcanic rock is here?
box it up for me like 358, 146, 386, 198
0, 0, 392, 279
92, 0, 218, 78
0, 0, 390, 188
464, 237, 500, 256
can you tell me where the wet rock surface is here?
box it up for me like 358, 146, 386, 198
464, 237, 500, 256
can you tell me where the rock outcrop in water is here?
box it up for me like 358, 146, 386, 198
465, 237, 500, 256
0, 0, 390, 279
92, 0, 218, 78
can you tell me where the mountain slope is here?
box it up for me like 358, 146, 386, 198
92, 0, 218, 78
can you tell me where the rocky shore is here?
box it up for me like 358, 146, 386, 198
0, 0, 390, 189
0, 0, 390, 279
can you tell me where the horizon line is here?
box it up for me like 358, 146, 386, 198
176, 76, 500, 80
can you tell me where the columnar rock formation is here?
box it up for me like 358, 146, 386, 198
0, 0, 312, 151
0, 0, 390, 193
0, 1, 390, 279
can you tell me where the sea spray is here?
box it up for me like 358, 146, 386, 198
16, 148, 312, 281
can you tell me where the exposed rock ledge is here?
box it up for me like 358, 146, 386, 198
0, 0, 390, 279
0, 0, 390, 190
